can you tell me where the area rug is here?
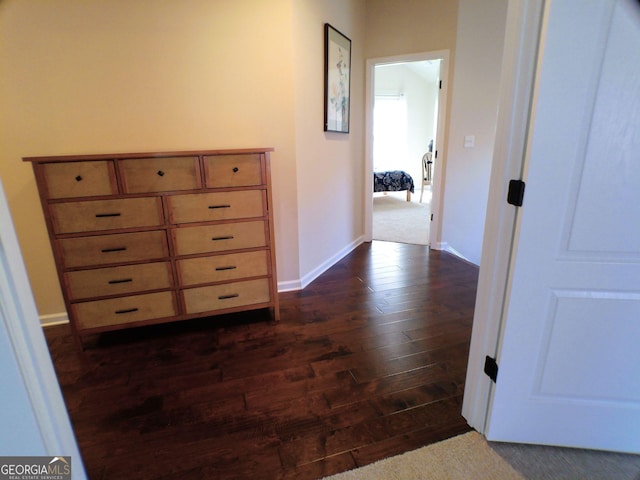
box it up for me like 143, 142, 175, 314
372, 194, 430, 246
322, 432, 524, 480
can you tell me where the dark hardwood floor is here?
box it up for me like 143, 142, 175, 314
44, 240, 479, 480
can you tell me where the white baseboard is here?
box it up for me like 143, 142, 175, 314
295, 236, 365, 291
434, 242, 477, 265
444, 246, 472, 263
40, 312, 69, 327
278, 279, 303, 292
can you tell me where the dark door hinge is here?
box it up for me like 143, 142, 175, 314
484, 355, 498, 383
507, 179, 525, 207
439, 80, 442, 89
430, 213, 434, 221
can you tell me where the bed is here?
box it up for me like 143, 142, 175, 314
373, 170, 415, 201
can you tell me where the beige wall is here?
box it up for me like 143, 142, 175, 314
292, 1, 366, 283
441, 0, 508, 264
365, 0, 458, 58
0, 0, 301, 317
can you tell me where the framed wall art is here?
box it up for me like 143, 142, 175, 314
324, 23, 351, 133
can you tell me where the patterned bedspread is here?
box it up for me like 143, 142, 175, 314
373, 170, 415, 193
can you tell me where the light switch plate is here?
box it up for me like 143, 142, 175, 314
464, 135, 475, 148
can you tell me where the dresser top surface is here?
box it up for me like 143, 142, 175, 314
23, 148, 274, 163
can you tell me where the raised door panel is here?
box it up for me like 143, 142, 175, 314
204, 154, 263, 188
59, 230, 169, 268
65, 262, 173, 300
120, 157, 199, 193
72, 291, 176, 329
182, 278, 270, 314
41, 161, 117, 199
49, 197, 163, 234
168, 190, 264, 224
177, 251, 268, 286
172, 221, 267, 256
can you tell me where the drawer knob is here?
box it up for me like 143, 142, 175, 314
157, 170, 165, 177
115, 308, 139, 314
218, 293, 239, 300
233, 167, 239, 173
75, 175, 83, 182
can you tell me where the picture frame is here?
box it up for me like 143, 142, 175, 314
324, 23, 351, 133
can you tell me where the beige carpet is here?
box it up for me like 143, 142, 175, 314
372, 192, 431, 245
322, 431, 640, 480
322, 432, 524, 480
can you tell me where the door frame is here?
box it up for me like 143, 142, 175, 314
461, 0, 545, 432
0, 180, 86, 471
364, 50, 450, 247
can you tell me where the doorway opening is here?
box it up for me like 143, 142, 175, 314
365, 52, 449, 248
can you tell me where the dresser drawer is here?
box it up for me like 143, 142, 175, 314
120, 157, 199, 193
41, 161, 117, 199
65, 262, 173, 300
72, 291, 176, 329
204, 154, 262, 188
59, 230, 168, 268
50, 197, 163, 234
168, 190, 264, 224
182, 278, 270, 314
173, 221, 266, 256
177, 251, 268, 286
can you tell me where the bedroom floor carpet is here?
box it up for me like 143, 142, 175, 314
322, 432, 524, 480
372, 190, 431, 246
322, 431, 640, 480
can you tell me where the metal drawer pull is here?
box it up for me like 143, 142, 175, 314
215, 266, 237, 271
115, 308, 139, 314
233, 167, 239, 172
108, 278, 133, 284
208, 204, 231, 209
157, 170, 165, 176
95, 213, 121, 218
218, 293, 239, 300
211, 236, 234, 241
75, 175, 83, 182
101, 247, 127, 253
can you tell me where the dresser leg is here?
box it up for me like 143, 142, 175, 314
70, 329, 86, 351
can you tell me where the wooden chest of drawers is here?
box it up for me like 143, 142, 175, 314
25, 148, 278, 347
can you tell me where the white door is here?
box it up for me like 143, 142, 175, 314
486, 0, 640, 453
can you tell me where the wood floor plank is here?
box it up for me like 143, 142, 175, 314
323, 363, 449, 409
43, 241, 479, 479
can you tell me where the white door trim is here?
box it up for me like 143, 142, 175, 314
0, 179, 86, 475
461, 0, 545, 432
364, 50, 449, 247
